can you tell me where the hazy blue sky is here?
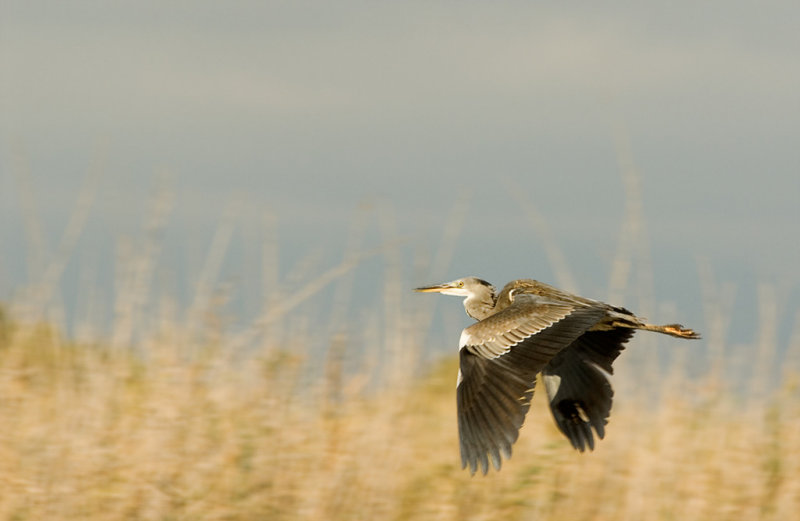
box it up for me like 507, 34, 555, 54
2, 2, 799, 355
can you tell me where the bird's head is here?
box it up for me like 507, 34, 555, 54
414, 277, 495, 299
415, 277, 497, 320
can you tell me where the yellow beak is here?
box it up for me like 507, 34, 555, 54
414, 283, 453, 293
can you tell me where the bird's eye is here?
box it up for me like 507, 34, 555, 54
457, 281, 464, 288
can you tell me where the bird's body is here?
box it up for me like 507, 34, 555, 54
415, 277, 700, 475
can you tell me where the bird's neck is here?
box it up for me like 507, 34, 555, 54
464, 293, 496, 321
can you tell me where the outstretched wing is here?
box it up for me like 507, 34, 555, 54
542, 328, 634, 452
457, 298, 604, 475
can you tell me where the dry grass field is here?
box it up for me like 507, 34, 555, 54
0, 297, 798, 521
1, 171, 798, 519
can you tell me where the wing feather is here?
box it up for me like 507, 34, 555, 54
543, 328, 635, 451
460, 296, 575, 359
457, 304, 604, 474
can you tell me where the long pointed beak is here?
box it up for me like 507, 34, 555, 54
414, 283, 453, 293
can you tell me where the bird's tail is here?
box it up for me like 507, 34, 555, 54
639, 323, 701, 339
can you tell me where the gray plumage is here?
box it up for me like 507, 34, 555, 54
415, 277, 700, 475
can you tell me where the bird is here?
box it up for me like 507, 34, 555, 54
415, 277, 700, 475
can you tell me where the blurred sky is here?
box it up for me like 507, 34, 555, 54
1, 1, 799, 355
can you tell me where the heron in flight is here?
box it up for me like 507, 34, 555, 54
415, 277, 700, 475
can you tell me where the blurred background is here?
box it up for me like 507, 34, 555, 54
1, 2, 799, 519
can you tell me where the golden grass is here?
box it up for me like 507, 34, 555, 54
0, 308, 798, 521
